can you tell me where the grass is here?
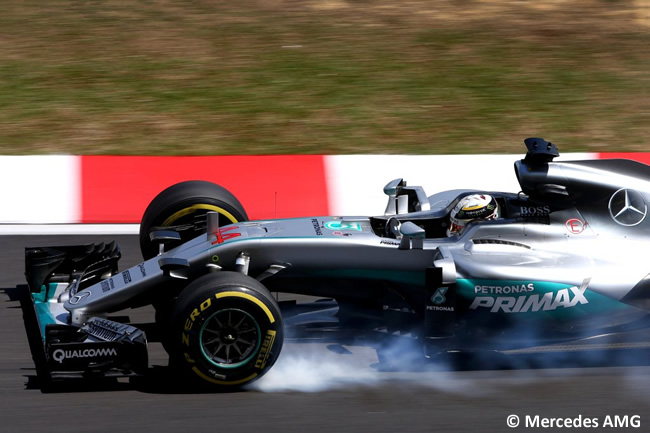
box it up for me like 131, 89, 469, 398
0, 1, 648, 155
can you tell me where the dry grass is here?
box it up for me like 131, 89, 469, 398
0, 1, 648, 154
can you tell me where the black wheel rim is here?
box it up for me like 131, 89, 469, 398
199, 308, 261, 369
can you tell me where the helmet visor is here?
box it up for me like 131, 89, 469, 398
448, 220, 465, 235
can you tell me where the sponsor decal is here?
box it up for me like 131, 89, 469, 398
182, 296, 214, 345
457, 204, 495, 219
457, 278, 638, 316
255, 330, 277, 369
608, 188, 647, 226
213, 226, 241, 244
431, 287, 448, 305
311, 218, 323, 236
69, 290, 91, 305
324, 220, 362, 231
138, 263, 147, 277
520, 205, 550, 216
469, 285, 588, 313
122, 270, 132, 284
52, 347, 117, 363
380, 240, 400, 246
565, 218, 585, 234
100, 278, 115, 293
427, 305, 455, 312
426, 287, 455, 312
455, 195, 496, 219
474, 283, 534, 295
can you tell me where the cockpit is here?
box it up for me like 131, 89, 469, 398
369, 178, 542, 241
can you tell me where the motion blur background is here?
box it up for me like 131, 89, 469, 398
1, 0, 648, 156
1, 4, 649, 431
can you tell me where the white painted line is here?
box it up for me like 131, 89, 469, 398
0, 224, 140, 235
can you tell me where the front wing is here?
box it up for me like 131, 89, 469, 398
22, 243, 148, 382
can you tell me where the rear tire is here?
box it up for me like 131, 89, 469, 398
169, 272, 283, 389
139, 180, 248, 260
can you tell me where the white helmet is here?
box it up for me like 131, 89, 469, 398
448, 194, 499, 235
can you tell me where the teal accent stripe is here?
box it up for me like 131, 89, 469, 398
31, 283, 60, 340
34, 302, 57, 338
457, 279, 631, 317
305, 269, 425, 285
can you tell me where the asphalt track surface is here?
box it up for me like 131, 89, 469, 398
1, 235, 649, 433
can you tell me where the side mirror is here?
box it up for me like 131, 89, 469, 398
399, 221, 425, 250
158, 257, 190, 279
149, 230, 182, 255
383, 178, 405, 196
384, 178, 408, 216
383, 178, 431, 216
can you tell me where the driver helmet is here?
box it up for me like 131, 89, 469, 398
448, 194, 499, 236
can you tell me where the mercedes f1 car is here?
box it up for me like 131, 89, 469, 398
22, 138, 650, 389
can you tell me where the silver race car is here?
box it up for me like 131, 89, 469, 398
22, 138, 650, 389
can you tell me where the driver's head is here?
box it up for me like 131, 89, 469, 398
448, 194, 499, 236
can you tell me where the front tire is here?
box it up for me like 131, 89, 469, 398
170, 272, 283, 389
139, 180, 248, 260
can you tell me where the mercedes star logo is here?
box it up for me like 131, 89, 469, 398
69, 290, 91, 305
608, 188, 647, 226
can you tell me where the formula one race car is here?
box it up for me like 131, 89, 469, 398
22, 138, 650, 389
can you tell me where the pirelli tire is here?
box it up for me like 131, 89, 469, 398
170, 272, 284, 389
139, 180, 248, 260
